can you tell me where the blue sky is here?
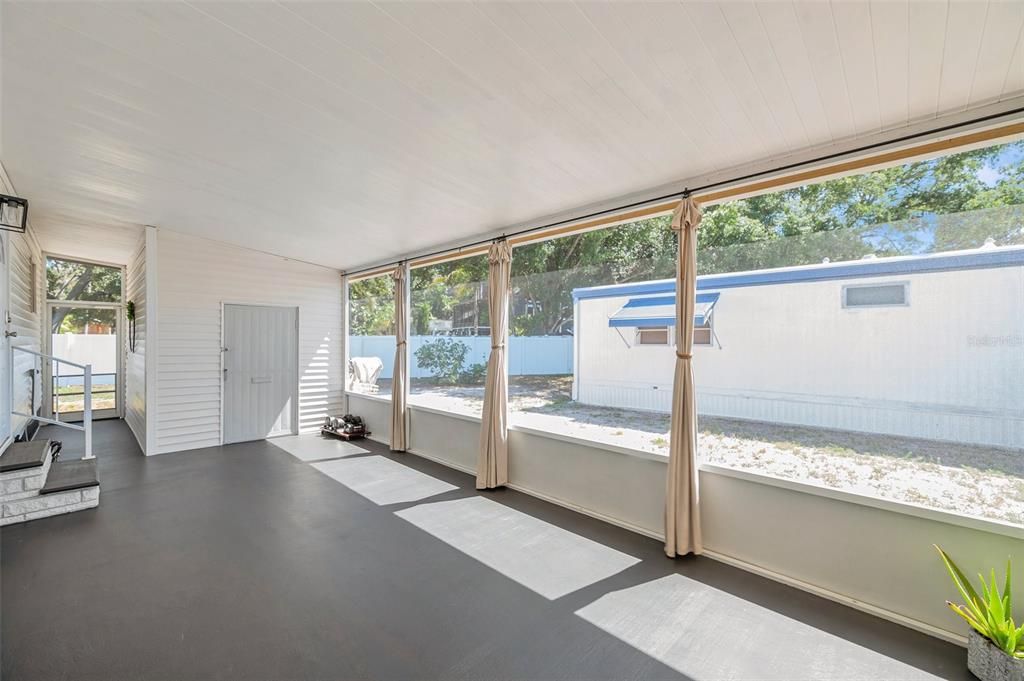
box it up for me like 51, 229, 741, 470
978, 142, 1024, 186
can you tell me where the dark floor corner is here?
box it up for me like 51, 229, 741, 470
2, 419, 970, 681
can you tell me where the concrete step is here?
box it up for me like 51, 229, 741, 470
41, 459, 99, 495
0, 439, 50, 472
1, 457, 100, 526
1, 486, 99, 526
0, 440, 54, 501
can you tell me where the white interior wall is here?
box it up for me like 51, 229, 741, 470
124, 230, 146, 452
152, 230, 343, 455
349, 392, 1022, 644
1, 163, 43, 440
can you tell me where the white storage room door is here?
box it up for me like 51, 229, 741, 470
222, 304, 298, 444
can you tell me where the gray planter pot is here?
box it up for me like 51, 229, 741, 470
968, 630, 1024, 681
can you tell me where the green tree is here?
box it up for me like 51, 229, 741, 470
355, 141, 1023, 338
46, 258, 122, 332
349, 275, 395, 336
410, 254, 489, 335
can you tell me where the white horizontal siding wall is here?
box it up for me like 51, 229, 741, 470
576, 265, 1024, 448
1, 164, 43, 439
124, 231, 146, 452
154, 230, 342, 454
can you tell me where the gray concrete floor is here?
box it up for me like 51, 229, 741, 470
1, 420, 971, 680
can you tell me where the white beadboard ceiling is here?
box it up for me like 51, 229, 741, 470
2, 1, 1023, 269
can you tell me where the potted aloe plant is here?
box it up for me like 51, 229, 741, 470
936, 546, 1024, 681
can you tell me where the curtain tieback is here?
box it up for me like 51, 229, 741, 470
491, 344, 505, 350
397, 341, 407, 347
676, 352, 692, 360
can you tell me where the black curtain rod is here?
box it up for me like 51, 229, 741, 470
345, 106, 1024, 277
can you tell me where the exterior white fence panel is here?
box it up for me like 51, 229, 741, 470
349, 335, 573, 380
51, 335, 118, 375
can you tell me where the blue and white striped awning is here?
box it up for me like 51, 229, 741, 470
608, 292, 720, 328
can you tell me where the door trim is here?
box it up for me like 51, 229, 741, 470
219, 302, 300, 445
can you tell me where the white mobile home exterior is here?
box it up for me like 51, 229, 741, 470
573, 245, 1024, 450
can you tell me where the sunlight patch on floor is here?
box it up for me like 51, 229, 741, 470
311, 456, 456, 505
575, 574, 941, 681
395, 496, 639, 599
270, 434, 370, 462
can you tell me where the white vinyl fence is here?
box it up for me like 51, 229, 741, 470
51, 334, 118, 375
350, 335, 573, 380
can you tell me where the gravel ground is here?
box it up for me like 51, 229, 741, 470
364, 376, 1024, 526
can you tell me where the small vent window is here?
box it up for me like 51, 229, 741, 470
843, 283, 907, 308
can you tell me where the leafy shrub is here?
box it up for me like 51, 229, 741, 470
415, 338, 469, 384
460, 362, 487, 385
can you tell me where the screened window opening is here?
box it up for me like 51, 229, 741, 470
347, 273, 395, 397
518, 137, 1022, 527
46, 256, 122, 303
408, 254, 490, 417
345, 137, 1024, 528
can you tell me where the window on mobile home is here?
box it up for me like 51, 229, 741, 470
347, 273, 394, 398
693, 318, 712, 346
842, 282, 908, 308
408, 253, 490, 417
636, 327, 669, 345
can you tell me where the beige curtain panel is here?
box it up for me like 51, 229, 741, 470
476, 240, 512, 489
390, 264, 409, 452
665, 196, 704, 557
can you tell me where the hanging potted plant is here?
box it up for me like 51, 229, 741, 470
936, 545, 1023, 681
126, 301, 137, 353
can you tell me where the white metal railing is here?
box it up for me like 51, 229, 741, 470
11, 346, 92, 460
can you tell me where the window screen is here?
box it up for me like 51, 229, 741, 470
843, 283, 907, 307
46, 257, 122, 303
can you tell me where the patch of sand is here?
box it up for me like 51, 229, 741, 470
389, 376, 1024, 526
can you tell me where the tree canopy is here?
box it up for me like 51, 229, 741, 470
350, 140, 1024, 336
46, 258, 122, 333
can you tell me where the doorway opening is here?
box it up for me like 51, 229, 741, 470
44, 255, 124, 422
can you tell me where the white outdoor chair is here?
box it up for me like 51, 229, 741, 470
349, 357, 384, 394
